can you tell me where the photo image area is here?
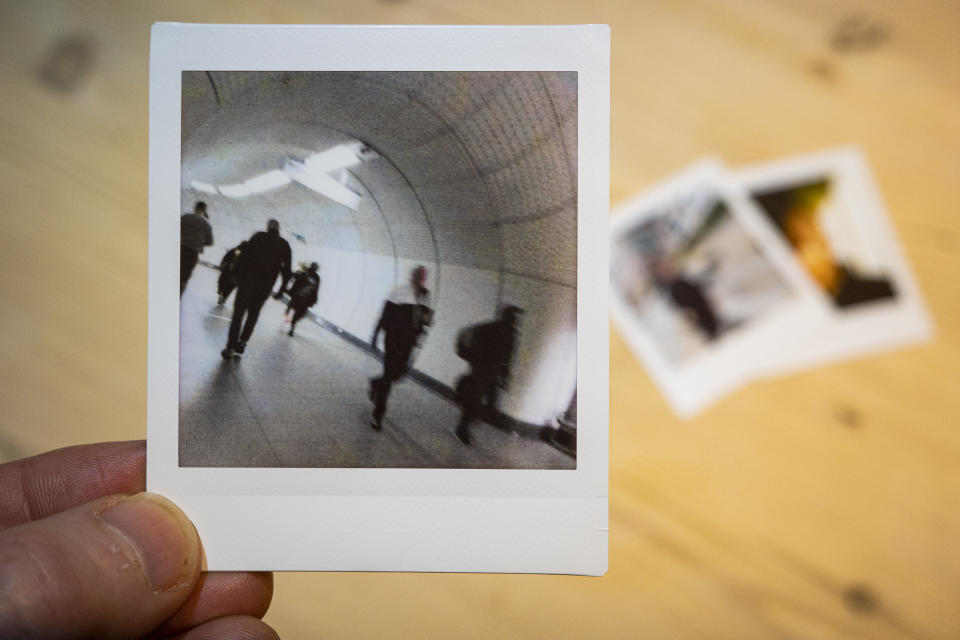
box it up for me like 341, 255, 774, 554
178, 71, 578, 470
610, 188, 793, 365
749, 177, 897, 309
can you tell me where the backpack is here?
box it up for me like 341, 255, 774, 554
456, 324, 479, 362
295, 274, 320, 303
297, 282, 318, 300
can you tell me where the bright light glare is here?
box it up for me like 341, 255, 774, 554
244, 169, 291, 194
303, 144, 362, 175
218, 183, 251, 198
190, 180, 218, 194
285, 158, 362, 210
192, 141, 370, 203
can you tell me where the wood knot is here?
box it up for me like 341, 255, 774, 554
807, 59, 838, 83
834, 406, 863, 429
843, 584, 880, 615
38, 34, 96, 93
831, 15, 890, 54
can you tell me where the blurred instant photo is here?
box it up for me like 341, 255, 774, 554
148, 23, 609, 574
736, 147, 933, 375
610, 160, 823, 416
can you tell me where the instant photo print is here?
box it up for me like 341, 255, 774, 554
610, 160, 824, 416
148, 24, 609, 573
735, 147, 933, 376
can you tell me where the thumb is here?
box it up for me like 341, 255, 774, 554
0, 492, 203, 640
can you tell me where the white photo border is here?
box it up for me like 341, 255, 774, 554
148, 23, 609, 574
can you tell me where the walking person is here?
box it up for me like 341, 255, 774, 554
453, 305, 524, 446
180, 201, 213, 296
221, 219, 292, 360
283, 262, 321, 337
368, 266, 433, 430
216, 243, 243, 306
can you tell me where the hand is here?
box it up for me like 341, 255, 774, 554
0, 441, 277, 640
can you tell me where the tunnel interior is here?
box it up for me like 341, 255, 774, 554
180, 71, 577, 427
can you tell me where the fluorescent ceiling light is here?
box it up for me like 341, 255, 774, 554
218, 183, 251, 198
190, 180, 218, 194
303, 144, 362, 175
194, 140, 372, 203
244, 169, 291, 194
284, 158, 362, 210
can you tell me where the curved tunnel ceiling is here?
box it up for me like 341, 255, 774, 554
181, 71, 578, 291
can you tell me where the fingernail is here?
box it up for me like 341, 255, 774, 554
101, 493, 199, 590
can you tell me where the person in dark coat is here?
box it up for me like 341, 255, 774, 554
453, 305, 523, 446
650, 259, 720, 340
665, 276, 719, 339
216, 244, 243, 306
368, 266, 433, 430
180, 201, 213, 296
283, 262, 321, 337
221, 219, 292, 360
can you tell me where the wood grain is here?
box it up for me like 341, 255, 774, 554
0, 1, 957, 638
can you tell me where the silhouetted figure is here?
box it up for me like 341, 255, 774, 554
216, 244, 243, 306
284, 262, 320, 337
454, 305, 523, 446
221, 219, 292, 360
368, 266, 433, 430
180, 201, 213, 296
665, 277, 719, 339
650, 259, 719, 340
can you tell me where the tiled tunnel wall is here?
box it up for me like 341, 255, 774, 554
180, 71, 577, 425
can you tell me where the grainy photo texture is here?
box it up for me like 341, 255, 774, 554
178, 71, 578, 469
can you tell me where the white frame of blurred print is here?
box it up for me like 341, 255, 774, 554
147, 23, 609, 574
610, 159, 825, 417
734, 147, 933, 376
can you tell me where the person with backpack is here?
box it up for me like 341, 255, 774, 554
368, 265, 433, 431
216, 243, 243, 306
453, 305, 524, 446
283, 262, 321, 337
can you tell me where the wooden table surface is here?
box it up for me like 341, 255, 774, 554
1, 1, 958, 638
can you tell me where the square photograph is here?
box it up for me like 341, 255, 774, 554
734, 147, 933, 376
610, 160, 823, 416
148, 23, 608, 574
178, 71, 578, 470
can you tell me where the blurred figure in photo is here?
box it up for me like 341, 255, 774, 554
283, 262, 321, 337
650, 258, 719, 340
368, 265, 433, 431
453, 305, 523, 446
180, 201, 213, 296
222, 218, 292, 360
216, 243, 243, 306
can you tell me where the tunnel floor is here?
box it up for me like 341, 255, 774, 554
178, 265, 575, 469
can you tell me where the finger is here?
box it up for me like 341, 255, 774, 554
150, 572, 273, 638
0, 440, 145, 530
0, 492, 202, 640
167, 615, 280, 640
